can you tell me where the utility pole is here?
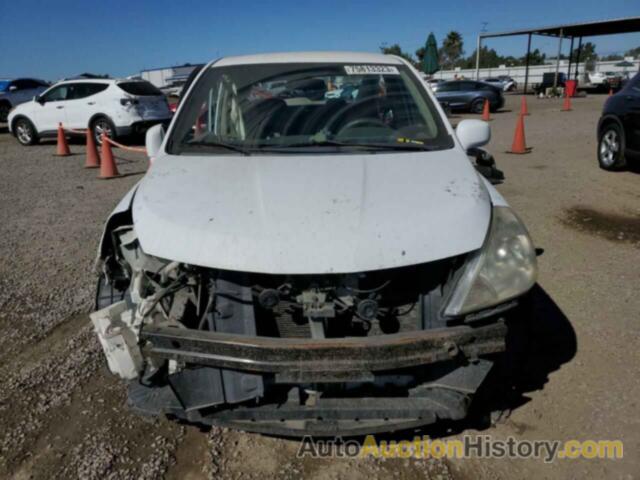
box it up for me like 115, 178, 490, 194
475, 35, 482, 80
475, 22, 488, 80
524, 33, 532, 94
553, 28, 563, 89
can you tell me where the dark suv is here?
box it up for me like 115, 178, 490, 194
433, 80, 504, 113
597, 72, 640, 170
533, 72, 567, 95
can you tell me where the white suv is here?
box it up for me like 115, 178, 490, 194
8, 79, 172, 146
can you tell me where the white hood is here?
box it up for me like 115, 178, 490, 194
132, 150, 491, 274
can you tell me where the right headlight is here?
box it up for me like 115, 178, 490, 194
444, 206, 537, 317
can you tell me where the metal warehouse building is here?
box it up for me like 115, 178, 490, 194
140, 63, 204, 88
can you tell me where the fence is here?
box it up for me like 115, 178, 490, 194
431, 59, 640, 84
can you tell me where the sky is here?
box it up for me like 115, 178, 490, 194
1, 0, 639, 80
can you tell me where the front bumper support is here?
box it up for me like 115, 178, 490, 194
140, 322, 506, 383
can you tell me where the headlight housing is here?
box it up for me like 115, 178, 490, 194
444, 206, 537, 317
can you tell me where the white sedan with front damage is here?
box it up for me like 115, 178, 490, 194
91, 51, 537, 436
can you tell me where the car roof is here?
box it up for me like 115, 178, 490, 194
55, 78, 150, 85
4, 77, 47, 82
214, 51, 405, 67
56, 78, 116, 85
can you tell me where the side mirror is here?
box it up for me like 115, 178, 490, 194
9, 85, 17, 92
146, 123, 165, 159
456, 119, 490, 151
34, 95, 44, 104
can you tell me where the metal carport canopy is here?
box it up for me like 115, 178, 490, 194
474, 17, 640, 91
480, 17, 640, 39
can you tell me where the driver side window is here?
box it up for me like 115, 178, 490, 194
42, 85, 69, 102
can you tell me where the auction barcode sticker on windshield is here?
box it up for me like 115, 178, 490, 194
344, 65, 399, 75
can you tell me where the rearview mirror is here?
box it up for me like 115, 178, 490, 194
146, 123, 165, 159
456, 119, 490, 151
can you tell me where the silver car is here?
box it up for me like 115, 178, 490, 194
0, 78, 49, 122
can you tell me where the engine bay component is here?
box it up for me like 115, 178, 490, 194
91, 300, 143, 380
257, 288, 280, 309
296, 289, 335, 318
356, 298, 379, 321
90, 223, 522, 435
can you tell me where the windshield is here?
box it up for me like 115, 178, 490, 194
0, 81, 9, 92
167, 62, 452, 155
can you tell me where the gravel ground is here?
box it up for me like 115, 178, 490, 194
0, 94, 638, 479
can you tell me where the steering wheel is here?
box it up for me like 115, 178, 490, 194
336, 117, 388, 135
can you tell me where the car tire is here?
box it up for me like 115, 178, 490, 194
14, 117, 39, 146
471, 98, 485, 114
598, 122, 626, 171
0, 102, 11, 123
91, 116, 117, 145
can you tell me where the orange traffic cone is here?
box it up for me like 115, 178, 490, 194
507, 114, 530, 154
520, 96, 529, 116
561, 95, 572, 112
54, 123, 71, 156
99, 135, 120, 179
481, 99, 491, 121
84, 129, 100, 168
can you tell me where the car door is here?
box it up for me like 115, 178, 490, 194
63, 83, 109, 129
8, 79, 35, 105
456, 81, 479, 107
623, 74, 640, 151
33, 84, 70, 133
20, 79, 47, 103
25, 79, 49, 99
435, 82, 464, 108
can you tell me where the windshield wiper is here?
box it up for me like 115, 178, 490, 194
253, 140, 438, 152
185, 140, 251, 155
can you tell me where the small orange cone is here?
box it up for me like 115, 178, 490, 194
99, 135, 120, 179
507, 114, 530, 154
561, 95, 572, 112
520, 96, 529, 116
54, 123, 71, 156
84, 129, 100, 168
481, 99, 491, 121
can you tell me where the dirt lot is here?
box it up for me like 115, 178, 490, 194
0, 94, 638, 479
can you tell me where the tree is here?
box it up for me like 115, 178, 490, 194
379, 43, 415, 64
523, 48, 547, 66
571, 42, 597, 70
600, 54, 624, 61
459, 46, 503, 69
624, 46, 640, 58
415, 46, 426, 63
439, 31, 464, 69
